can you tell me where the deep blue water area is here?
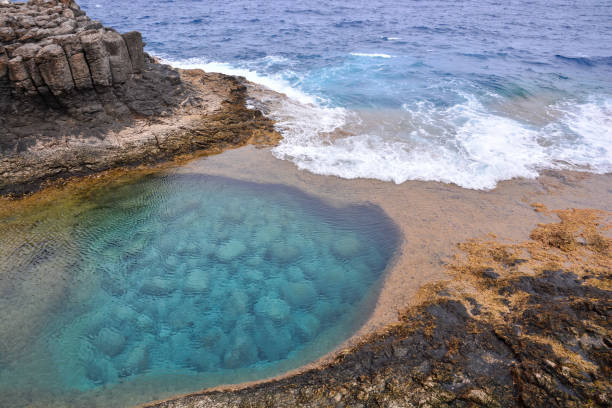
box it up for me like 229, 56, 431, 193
78, 0, 612, 189
0, 174, 399, 407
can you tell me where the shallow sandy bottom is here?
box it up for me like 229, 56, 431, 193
175, 146, 612, 366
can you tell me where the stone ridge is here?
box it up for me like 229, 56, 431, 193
0, 0, 189, 156
1, 0, 145, 104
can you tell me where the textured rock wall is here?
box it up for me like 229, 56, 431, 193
1, 0, 145, 103
0, 0, 189, 156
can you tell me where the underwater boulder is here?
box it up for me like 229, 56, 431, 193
136, 314, 155, 332
281, 281, 318, 309
217, 239, 247, 262
316, 265, 346, 298
255, 322, 293, 362
199, 326, 225, 348
222, 291, 250, 324
331, 236, 362, 259
116, 344, 149, 377
266, 242, 301, 264
188, 348, 220, 372
222, 334, 258, 369
293, 312, 321, 341
183, 270, 209, 293
286, 266, 305, 282
85, 358, 118, 385
254, 296, 290, 322
253, 224, 282, 245
170, 332, 193, 365
312, 300, 336, 323
139, 276, 175, 296
94, 327, 125, 357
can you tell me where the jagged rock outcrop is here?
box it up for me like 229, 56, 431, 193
0, 0, 280, 196
1, 0, 145, 104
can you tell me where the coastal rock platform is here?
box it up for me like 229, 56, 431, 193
0, 0, 279, 196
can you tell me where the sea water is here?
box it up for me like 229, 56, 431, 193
79, 0, 612, 189
0, 174, 399, 407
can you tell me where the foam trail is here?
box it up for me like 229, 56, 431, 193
163, 57, 319, 105
350, 52, 393, 58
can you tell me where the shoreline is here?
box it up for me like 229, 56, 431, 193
2, 144, 610, 407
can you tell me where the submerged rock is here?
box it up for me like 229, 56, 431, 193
94, 327, 125, 357
116, 344, 149, 377
331, 236, 362, 259
85, 358, 118, 385
140, 276, 175, 296
254, 296, 290, 322
217, 239, 247, 262
183, 270, 209, 293
266, 242, 301, 264
280, 281, 318, 309
222, 335, 258, 369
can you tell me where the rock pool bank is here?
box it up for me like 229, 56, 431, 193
146, 207, 611, 408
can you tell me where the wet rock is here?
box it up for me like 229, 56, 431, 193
140, 276, 175, 296
94, 327, 125, 357
267, 242, 301, 264
331, 236, 361, 259
293, 312, 321, 341
85, 358, 118, 384
254, 296, 290, 322
281, 281, 317, 309
183, 270, 209, 293
116, 344, 149, 377
217, 239, 247, 262
188, 349, 220, 372
223, 335, 258, 369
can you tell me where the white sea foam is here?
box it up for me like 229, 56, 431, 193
163, 56, 611, 190
273, 93, 612, 190
350, 52, 393, 59
162, 57, 319, 105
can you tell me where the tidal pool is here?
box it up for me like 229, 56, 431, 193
0, 173, 399, 407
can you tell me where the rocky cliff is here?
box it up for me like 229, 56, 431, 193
0, 0, 279, 195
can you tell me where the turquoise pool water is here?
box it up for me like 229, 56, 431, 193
0, 174, 399, 407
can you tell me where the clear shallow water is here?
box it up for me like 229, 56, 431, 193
78, 0, 612, 189
0, 174, 399, 407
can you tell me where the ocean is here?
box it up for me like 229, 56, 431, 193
79, 0, 612, 189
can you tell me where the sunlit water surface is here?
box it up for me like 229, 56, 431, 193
0, 174, 399, 407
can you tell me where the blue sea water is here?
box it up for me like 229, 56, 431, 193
78, 0, 612, 189
0, 174, 399, 407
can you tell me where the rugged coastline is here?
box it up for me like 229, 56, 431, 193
1, 1, 610, 408
0, 0, 279, 196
